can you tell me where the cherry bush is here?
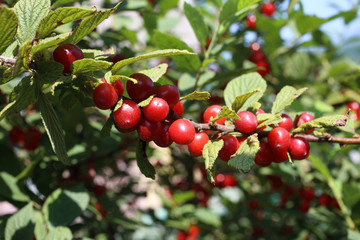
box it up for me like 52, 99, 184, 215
0, 0, 360, 239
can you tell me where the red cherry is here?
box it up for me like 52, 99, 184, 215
272, 149, 288, 163
24, 128, 42, 151
8, 126, 25, 145
278, 114, 293, 132
177, 231, 187, 240
294, 112, 315, 134
218, 135, 239, 162
246, 14, 256, 29
155, 84, 180, 109
188, 132, 209, 156
53, 44, 84, 73
92, 83, 118, 110
248, 199, 259, 210
238, 136, 247, 146
188, 225, 200, 238
169, 119, 195, 145
347, 101, 360, 111
172, 101, 184, 116
254, 141, 273, 167
300, 188, 315, 202
91, 184, 106, 196
288, 137, 310, 160
127, 73, 155, 103
299, 200, 310, 213
203, 105, 226, 125
143, 97, 169, 122
234, 111, 258, 134
154, 121, 173, 147
331, 197, 340, 210
268, 127, 291, 152
214, 174, 225, 188
115, 124, 136, 133
136, 117, 161, 142
248, 50, 266, 63
223, 174, 237, 187
266, 175, 284, 190
318, 193, 331, 206
256, 60, 271, 76
112, 80, 124, 96
110, 53, 125, 64
113, 100, 141, 129
261, 2, 276, 17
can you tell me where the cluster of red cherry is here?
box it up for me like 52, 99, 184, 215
8, 126, 42, 151
246, 1, 276, 29
247, 42, 271, 77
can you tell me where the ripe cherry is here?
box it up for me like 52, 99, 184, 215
112, 80, 124, 96
246, 14, 256, 29
248, 199, 259, 210
172, 101, 184, 116
8, 126, 25, 145
272, 149, 288, 163
92, 83, 118, 110
299, 200, 310, 213
261, 2, 276, 17
110, 53, 125, 64
203, 105, 226, 125
136, 117, 160, 142
254, 141, 273, 167
234, 111, 257, 134
218, 135, 239, 162
127, 73, 155, 103
169, 119, 195, 145
347, 101, 360, 111
155, 84, 180, 109
143, 97, 169, 122
268, 127, 291, 152
113, 100, 141, 129
154, 121, 173, 147
278, 114, 293, 132
24, 127, 42, 151
318, 193, 331, 206
188, 132, 209, 156
288, 137, 310, 160
256, 60, 271, 76
53, 44, 84, 73
294, 112, 315, 134
248, 49, 266, 63
300, 188, 315, 202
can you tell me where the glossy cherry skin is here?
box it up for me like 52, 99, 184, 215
136, 117, 161, 142
154, 121, 173, 147
268, 127, 291, 152
347, 101, 360, 111
127, 73, 155, 103
53, 44, 84, 73
188, 132, 209, 156
256, 60, 271, 76
246, 14, 256, 29
143, 97, 169, 122
203, 105, 226, 125
300, 188, 315, 202
248, 49, 266, 63
261, 2, 276, 17
8, 126, 25, 145
169, 119, 195, 145
295, 112, 315, 134
215, 174, 237, 188
278, 114, 293, 132
254, 141, 273, 167
155, 84, 180, 109
288, 137, 310, 160
112, 80, 124, 96
93, 83, 118, 110
24, 128, 42, 151
113, 100, 141, 129
272, 149, 289, 163
234, 111, 258, 134
172, 101, 184, 116
318, 193, 331, 206
218, 135, 240, 162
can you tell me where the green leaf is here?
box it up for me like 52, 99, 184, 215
194, 208, 221, 227
34, 211, 47, 240
184, 2, 209, 47
136, 140, 156, 179
348, 229, 360, 240
37, 61, 64, 85
295, 13, 327, 34
138, 95, 154, 107
0, 8, 18, 55
0, 172, 29, 202
224, 73, 266, 111
31, 33, 70, 54
283, 52, 311, 80
16, 159, 40, 181
100, 113, 114, 138
52, 0, 79, 8
139, 63, 168, 82
110, 75, 137, 84
36, 7, 94, 39
180, 91, 210, 101
66, 3, 120, 44
228, 134, 259, 173
72, 59, 112, 74
256, 113, 282, 129
14, 40, 32, 76
112, 48, 196, 74
45, 227, 72, 240
231, 89, 262, 113
211, 106, 240, 124
38, 93, 69, 165
5, 203, 34, 240
343, 182, 360, 209
82, 48, 115, 59
153, 31, 201, 72
42, 185, 90, 228
287, 0, 300, 14
219, 0, 237, 23
202, 140, 224, 183
113, 98, 123, 112
14, 0, 50, 44
173, 191, 196, 205
292, 115, 348, 134
271, 86, 307, 114
308, 155, 331, 182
